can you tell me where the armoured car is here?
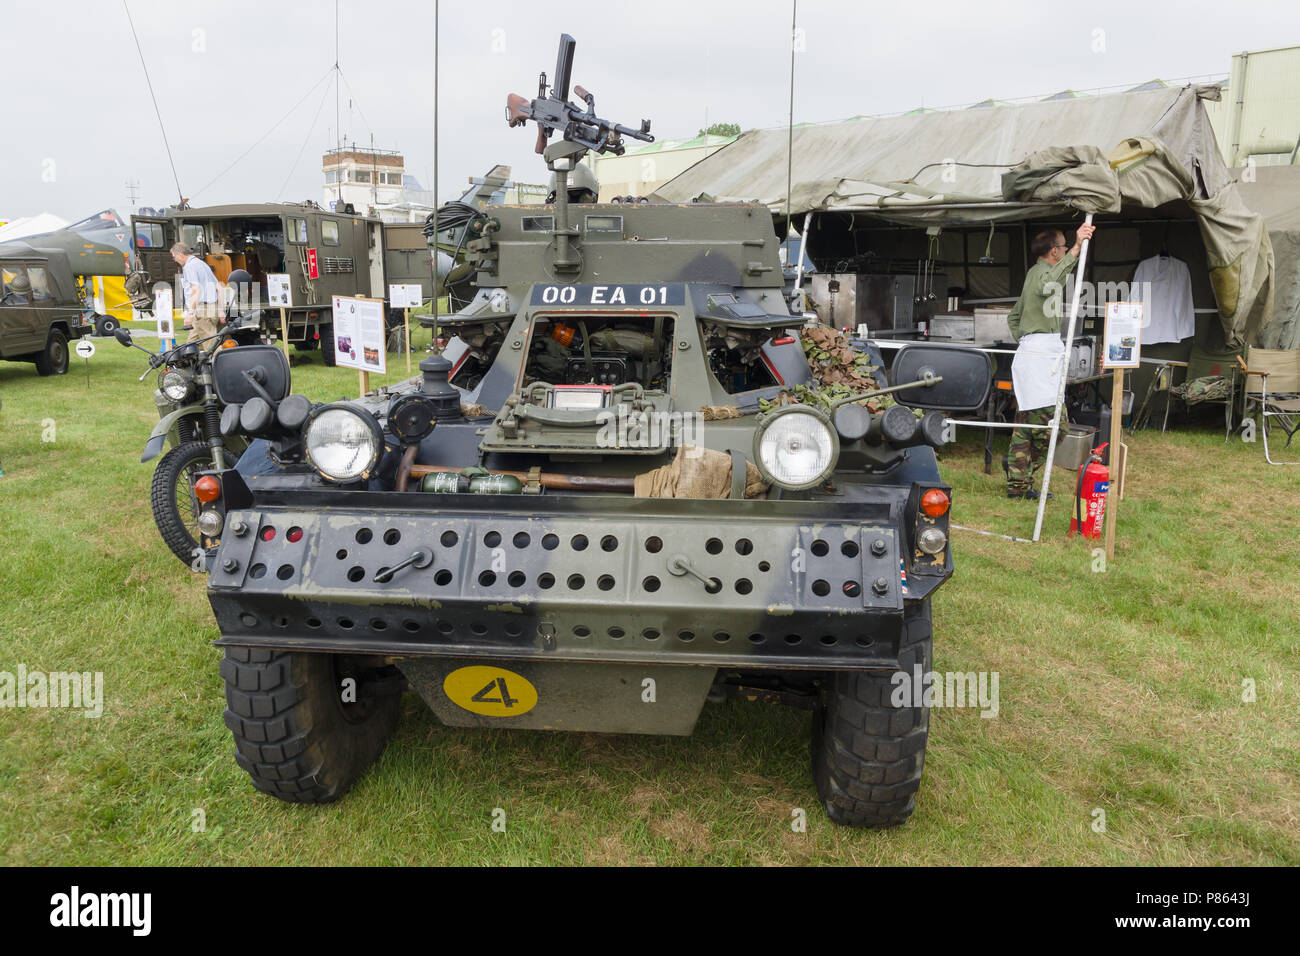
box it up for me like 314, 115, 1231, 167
196, 35, 991, 827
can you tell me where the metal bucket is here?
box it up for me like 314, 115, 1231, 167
1055, 426, 1097, 472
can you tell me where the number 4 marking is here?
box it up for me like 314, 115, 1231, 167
471, 677, 519, 707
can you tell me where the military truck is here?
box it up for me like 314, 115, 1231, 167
194, 35, 991, 828
128, 203, 432, 365
1, 233, 126, 375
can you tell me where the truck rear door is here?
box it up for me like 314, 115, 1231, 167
132, 217, 174, 288
0, 262, 45, 355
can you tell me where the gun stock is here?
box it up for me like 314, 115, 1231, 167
505, 93, 530, 128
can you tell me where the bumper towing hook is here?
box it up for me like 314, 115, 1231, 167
667, 555, 722, 594
374, 548, 434, 584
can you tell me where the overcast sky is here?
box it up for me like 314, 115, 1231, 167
2, 0, 1297, 220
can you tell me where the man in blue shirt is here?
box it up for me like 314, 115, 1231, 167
170, 242, 221, 343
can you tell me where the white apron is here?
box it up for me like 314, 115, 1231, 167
1011, 332, 1064, 411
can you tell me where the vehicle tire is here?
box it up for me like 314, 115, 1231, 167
34, 329, 69, 376
150, 440, 214, 567
812, 600, 931, 828
319, 322, 336, 367
221, 649, 402, 803
95, 315, 120, 337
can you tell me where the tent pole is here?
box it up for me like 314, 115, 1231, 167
793, 210, 812, 310
1032, 211, 1093, 542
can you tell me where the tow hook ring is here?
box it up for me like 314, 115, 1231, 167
374, 548, 434, 583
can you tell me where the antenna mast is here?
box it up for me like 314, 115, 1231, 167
785, 0, 797, 232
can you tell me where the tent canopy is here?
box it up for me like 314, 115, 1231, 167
657, 86, 1279, 348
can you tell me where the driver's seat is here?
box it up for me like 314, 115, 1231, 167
224, 269, 253, 319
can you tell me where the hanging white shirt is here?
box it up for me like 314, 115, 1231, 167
1131, 255, 1194, 345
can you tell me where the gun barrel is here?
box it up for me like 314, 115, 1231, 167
613, 122, 654, 143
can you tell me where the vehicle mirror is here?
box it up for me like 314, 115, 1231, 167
889, 344, 993, 412
114, 327, 133, 347
212, 344, 291, 405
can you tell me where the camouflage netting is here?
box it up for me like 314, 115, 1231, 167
759, 327, 895, 413
635, 445, 768, 499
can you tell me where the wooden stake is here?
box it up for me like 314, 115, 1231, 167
1104, 369, 1124, 559
279, 307, 290, 364
359, 369, 369, 398
404, 306, 411, 376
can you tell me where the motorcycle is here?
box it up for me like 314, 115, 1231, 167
116, 298, 272, 568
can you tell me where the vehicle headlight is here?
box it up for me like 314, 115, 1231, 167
161, 368, 193, 402
304, 403, 384, 482
753, 405, 839, 490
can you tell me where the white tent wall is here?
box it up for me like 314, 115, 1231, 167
1237, 165, 1300, 351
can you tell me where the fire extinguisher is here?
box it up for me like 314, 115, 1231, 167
1069, 443, 1110, 539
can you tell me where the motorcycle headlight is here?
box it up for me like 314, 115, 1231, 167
161, 368, 193, 402
753, 405, 839, 490
304, 403, 384, 483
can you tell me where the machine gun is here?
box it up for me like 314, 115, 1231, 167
506, 33, 653, 155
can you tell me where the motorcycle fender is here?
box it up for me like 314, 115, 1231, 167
142, 404, 205, 463
141, 435, 166, 464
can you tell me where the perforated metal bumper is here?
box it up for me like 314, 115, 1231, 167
208, 493, 912, 671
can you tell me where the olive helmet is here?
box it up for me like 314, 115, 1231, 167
546, 162, 600, 204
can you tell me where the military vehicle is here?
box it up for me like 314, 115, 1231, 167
0, 232, 127, 375
128, 203, 432, 365
195, 35, 991, 827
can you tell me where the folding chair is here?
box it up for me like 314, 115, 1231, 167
1169, 345, 1243, 442
1239, 348, 1300, 464
1131, 359, 1185, 434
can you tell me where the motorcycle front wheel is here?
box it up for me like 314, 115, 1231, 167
151, 440, 218, 569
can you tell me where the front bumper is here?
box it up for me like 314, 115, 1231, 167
209, 490, 941, 671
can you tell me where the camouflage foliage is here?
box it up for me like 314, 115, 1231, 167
759, 327, 897, 413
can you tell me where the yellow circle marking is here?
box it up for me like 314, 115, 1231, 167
443, 665, 538, 717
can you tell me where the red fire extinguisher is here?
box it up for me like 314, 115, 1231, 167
1069, 443, 1110, 539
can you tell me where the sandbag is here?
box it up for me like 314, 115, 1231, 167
635, 445, 768, 499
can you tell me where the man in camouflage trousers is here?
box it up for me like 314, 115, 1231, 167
1005, 223, 1095, 499
1005, 406, 1054, 495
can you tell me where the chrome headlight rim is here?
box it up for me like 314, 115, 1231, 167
303, 402, 385, 483
752, 404, 840, 491
160, 367, 194, 402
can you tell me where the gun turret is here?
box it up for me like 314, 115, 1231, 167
505, 33, 653, 155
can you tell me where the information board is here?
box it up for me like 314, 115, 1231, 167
331, 295, 387, 374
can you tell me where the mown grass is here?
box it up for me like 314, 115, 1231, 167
0, 334, 1296, 865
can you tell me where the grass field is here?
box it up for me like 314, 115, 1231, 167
1, 332, 1297, 865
